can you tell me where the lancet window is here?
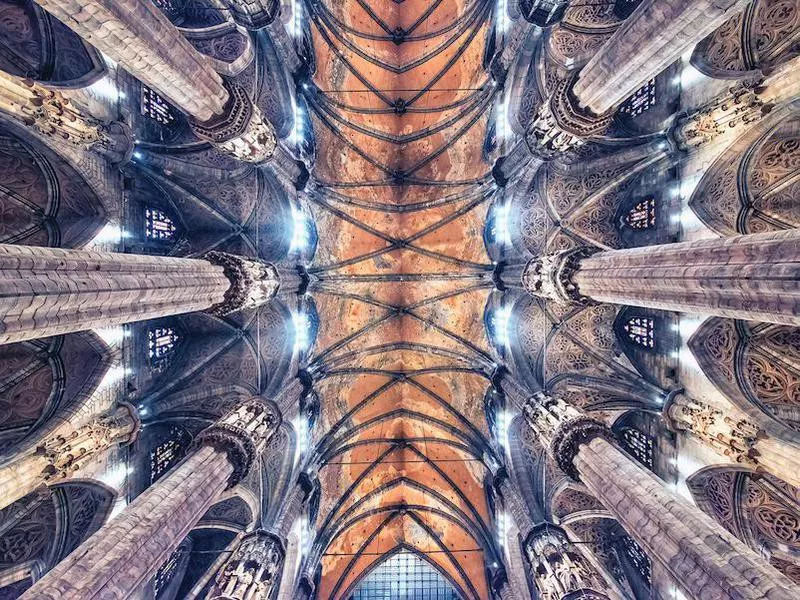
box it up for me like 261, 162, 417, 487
619, 79, 657, 116
145, 207, 176, 241
624, 198, 656, 230
623, 316, 655, 349
141, 86, 176, 125
619, 427, 654, 470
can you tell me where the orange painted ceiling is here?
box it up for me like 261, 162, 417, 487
304, 0, 500, 596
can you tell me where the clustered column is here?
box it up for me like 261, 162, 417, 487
0, 245, 282, 345
208, 530, 284, 600
525, 524, 610, 600
664, 393, 800, 489
521, 229, 800, 326
0, 403, 140, 511
523, 393, 797, 600
32, 0, 276, 162
21, 399, 280, 599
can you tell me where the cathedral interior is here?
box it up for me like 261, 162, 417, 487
0, 0, 799, 598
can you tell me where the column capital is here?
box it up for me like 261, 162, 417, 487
36, 402, 140, 482
525, 523, 609, 600
192, 400, 281, 489
227, 0, 282, 29
523, 393, 612, 481
664, 393, 763, 467
204, 252, 281, 316
522, 247, 597, 304
525, 75, 613, 160
209, 529, 284, 600
190, 81, 277, 163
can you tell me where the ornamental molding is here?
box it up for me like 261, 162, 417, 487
204, 251, 281, 316
521, 247, 598, 303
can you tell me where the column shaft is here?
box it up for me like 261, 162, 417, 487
572, 0, 748, 114
21, 400, 279, 600
574, 437, 795, 600
32, 0, 227, 122
0, 245, 228, 345
524, 230, 800, 326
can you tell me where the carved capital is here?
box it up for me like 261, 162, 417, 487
525, 524, 609, 600
36, 402, 140, 481
526, 75, 612, 160
190, 81, 277, 163
665, 394, 763, 467
522, 247, 597, 303
210, 530, 284, 600
228, 0, 282, 29
204, 251, 281, 316
192, 400, 280, 489
523, 393, 612, 481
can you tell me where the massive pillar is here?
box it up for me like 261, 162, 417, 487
0, 72, 132, 163
226, 0, 281, 29
32, 0, 276, 162
523, 393, 796, 600
525, 524, 610, 600
520, 230, 800, 326
0, 403, 139, 511
21, 399, 280, 600
208, 530, 284, 600
523, 0, 747, 158
0, 245, 282, 345
664, 393, 800, 489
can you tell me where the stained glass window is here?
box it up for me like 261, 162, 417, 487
148, 327, 178, 366
624, 198, 656, 230
141, 86, 175, 125
154, 548, 182, 597
349, 550, 462, 600
624, 316, 654, 349
150, 433, 186, 483
620, 535, 651, 584
145, 207, 176, 241
619, 427, 654, 470
619, 79, 657, 116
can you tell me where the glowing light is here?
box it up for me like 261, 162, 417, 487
290, 207, 311, 252
680, 64, 706, 90
497, 511, 509, 548
496, 96, 511, 143
497, 0, 510, 32
292, 311, 312, 353
88, 223, 126, 246
492, 203, 512, 246
491, 305, 513, 348
100, 464, 134, 489
96, 365, 128, 392
678, 316, 707, 339
87, 76, 123, 101
291, 0, 303, 38
497, 409, 513, 452
294, 415, 309, 462
94, 325, 128, 346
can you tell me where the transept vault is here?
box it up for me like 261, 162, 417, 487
0, 0, 798, 599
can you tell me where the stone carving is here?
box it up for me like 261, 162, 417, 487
525, 524, 609, 600
192, 400, 280, 488
523, 393, 613, 481
209, 530, 284, 600
521, 247, 597, 303
204, 251, 281, 316
36, 403, 140, 481
692, 0, 800, 78
525, 75, 613, 160
0, 73, 133, 164
190, 82, 277, 163
226, 0, 281, 29
665, 394, 763, 467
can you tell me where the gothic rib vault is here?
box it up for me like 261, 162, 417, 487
304, 0, 499, 597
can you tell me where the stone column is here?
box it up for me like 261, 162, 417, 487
521, 230, 800, 326
664, 393, 800, 489
272, 472, 318, 540
226, 0, 281, 29
21, 399, 280, 600
523, 393, 797, 600
525, 524, 610, 600
0, 245, 281, 345
208, 530, 284, 600
0, 403, 139, 511
32, 0, 276, 162
494, 471, 535, 538
0, 72, 132, 164
524, 0, 748, 158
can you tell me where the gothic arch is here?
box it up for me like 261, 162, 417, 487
691, 0, 800, 79
0, 480, 115, 596
0, 0, 105, 86
688, 109, 800, 235
0, 332, 112, 460
199, 494, 257, 532
687, 466, 800, 583
689, 317, 800, 444
0, 121, 108, 248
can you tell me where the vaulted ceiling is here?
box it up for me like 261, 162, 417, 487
302, 0, 502, 595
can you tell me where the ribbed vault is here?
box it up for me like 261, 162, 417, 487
303, 0, 500, 596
